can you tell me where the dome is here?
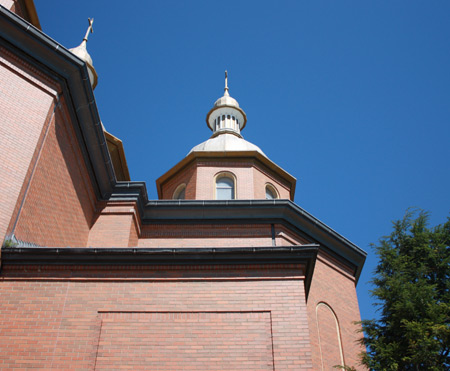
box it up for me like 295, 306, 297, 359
70, 41, 98, 89
70, 41, 93, 66
189, 132, 266, 157
214, 94, 240, 108
69, 19, 98, 89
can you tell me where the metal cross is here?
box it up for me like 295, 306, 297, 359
83, 18, 94, 42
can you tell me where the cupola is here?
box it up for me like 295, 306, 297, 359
156, 73, 296, 201
189, 72, 265, 156
206, 71, 247, 135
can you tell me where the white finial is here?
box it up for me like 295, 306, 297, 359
83, 18, 94, 43
224, 70, 229, 96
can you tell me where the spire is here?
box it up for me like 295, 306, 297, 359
224, 70, 229, 96
205, 72, 247, 135
69, 18, 98, 90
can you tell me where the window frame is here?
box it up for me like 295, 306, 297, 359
172, 183, 186, 200
214, 172, 237, 200
265, 183, 279, 200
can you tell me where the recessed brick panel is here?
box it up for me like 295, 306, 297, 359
95, 312, 273, 370
316, 303, 344, 369
307, 253, 365, 369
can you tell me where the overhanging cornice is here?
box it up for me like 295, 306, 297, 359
108, 185, 366, 282
1, 245, 319, 298
140, 199, 366, 282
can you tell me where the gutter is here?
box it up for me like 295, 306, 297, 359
1, 245, 319, 298
139, 199, 367, 283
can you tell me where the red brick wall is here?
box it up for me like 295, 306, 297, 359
160, 158, 293, 201
139, 223, 274, 248
139, 223, 313, 248
307, 252, 366, 370
88, 203, 140, 247
160, 162, 197, 199
0, 48, 73, 247
128, 214, 139, 247
316, 302, 345, 369
0, 48, 59, 245
13, 99, 96, 247
97, 311, 273, 370
275, 225, 310, 246
0, 264, 313, 370
253, 165, 291, 200
196, 161, 254, 199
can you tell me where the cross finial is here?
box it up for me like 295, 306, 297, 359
83, 18, 94, 42
224, 70, 229, 96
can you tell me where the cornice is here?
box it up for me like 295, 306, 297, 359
107, 187, 367, 283
142, 199, 366, 281
1, 245, 319, 298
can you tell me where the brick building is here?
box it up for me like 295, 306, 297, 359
0, 2, 366, 370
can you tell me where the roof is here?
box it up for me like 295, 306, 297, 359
189, 132, 266, 157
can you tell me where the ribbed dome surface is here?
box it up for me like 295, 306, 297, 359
214, 95, 240, 108
189, 133, 266, 157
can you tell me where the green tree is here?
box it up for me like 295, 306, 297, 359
361, 210, 450, 370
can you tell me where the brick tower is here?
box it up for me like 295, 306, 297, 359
0, 3, 366, 369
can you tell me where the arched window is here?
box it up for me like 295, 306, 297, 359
173, 184, 186, 200
265, 184, 278, 200
215, 173, 235, 200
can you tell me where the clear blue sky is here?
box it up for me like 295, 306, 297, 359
36, 1, 450, 322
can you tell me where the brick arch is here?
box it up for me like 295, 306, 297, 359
315, 302, 345, 370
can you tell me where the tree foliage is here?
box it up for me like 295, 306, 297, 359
361, 210, 450, 370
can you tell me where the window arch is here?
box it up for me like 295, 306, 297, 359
215, 172, 236, 200
173, 183, 186, 200
265, 183, 279, 200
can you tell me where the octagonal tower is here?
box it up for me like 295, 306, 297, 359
156, 73, 296, 200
